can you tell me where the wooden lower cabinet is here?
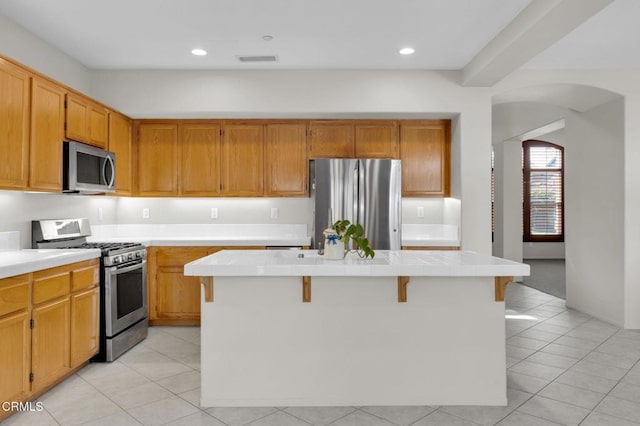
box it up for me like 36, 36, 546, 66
148, 246, 264, 325
70, 286, 99, 367
31, 297, 70, 392
0, 259, 99, 421
0, 311, 31, 410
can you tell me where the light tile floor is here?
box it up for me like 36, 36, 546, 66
5, 283, 640, 425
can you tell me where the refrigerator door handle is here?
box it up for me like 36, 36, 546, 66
353, 163, 359, 231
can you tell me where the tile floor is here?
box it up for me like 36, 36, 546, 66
5, 283, 640, 425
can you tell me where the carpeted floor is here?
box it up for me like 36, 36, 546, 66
522, 259, 566, 299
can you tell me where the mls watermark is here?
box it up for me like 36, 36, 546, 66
1, 401, 44, 413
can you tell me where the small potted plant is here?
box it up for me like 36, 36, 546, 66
323, 220, 375, 259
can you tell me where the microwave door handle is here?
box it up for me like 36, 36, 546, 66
103, 155, 115, 189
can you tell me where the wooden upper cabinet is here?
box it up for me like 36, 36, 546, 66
180, 123, 221, 196
109, 112, 133, 195
65, 93, 108, 148
0, 59, 30, 190
355, 121, 398, 159
137, 123, 178, 196
30, 78, 65, 192
265, 122, 308, 196
308, 121, 354, 158
400, 120, 451, 197
221, 123, 264, 196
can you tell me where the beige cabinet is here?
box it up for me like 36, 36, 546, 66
265, 122, 308, 196
109, 112, 133, 195
355, 121, 398, 159
221, 123, 264, 196
65, 93, 109, 148
400, 120, 451, 197
180, 123, 221, 196
137, 123, 179, 196
30, 78, 65, 192
309, 121, 354, 158
0, 59, 30, 190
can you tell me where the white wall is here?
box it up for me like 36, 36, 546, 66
0, 15, 90, 93
91, 69, 491, 254
564, 99, 625, 326
492, 103, 567, 261
0, 191, 117, 248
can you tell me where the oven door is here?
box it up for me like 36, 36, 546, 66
105, 260, 147, 337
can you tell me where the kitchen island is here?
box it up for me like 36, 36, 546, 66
184, 250, 529, 407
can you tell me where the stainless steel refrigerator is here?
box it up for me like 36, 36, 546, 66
311, 158, 402, 250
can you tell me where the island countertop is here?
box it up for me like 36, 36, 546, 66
184, 249, 530, 277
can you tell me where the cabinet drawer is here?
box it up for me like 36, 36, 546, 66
33, 272, 70, 305
155, 247, 210, 266
71, 265, 99, 292
0, 275, 30, 317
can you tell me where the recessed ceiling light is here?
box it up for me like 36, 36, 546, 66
191, 48, 207, 56
262, 35, 274, 41
399, 47, 415, 55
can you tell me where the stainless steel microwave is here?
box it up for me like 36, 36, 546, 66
63, 141, 116, 194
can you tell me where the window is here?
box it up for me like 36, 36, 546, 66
523, 140, 564, 242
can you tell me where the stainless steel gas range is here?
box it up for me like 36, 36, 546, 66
32, 218, 147, 361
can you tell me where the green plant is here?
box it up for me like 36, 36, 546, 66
332, 219, 375, 259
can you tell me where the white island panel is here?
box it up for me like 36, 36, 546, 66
201, 275, 506, 407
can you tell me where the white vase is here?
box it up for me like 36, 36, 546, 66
324, 237, 345, 260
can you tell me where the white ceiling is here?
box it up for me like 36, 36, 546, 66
0, 0, 637, 75
0, 0, 531, 70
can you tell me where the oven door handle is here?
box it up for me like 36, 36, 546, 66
112, 260, 145, 274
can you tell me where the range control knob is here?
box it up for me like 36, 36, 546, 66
136, 251, 142, 259
127, 253, 134, 261
112, 255, 121, 264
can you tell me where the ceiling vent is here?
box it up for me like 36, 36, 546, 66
237, 55, 278, 63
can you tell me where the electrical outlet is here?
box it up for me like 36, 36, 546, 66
270, 207, 279, 219
98, 207, 103, 221
211, 207, 219, 219
142, 208, 150, 219
417, 206, 425, 218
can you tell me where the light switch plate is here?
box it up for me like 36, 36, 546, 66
417, 206, 425, 218
211, 207, 219, 219
271, 207, 279, 219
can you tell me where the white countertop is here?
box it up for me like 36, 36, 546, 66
184, 249, 530, 277
0, 249, 102, 279
88, 224, 310, 247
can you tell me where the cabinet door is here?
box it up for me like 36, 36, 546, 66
137, 123, 178, 196
31, 297, 70, 392
400, 121, 450, 197
156, 267, 201, 320
355, 121, 398, 159
152, 247, 210, 323
221, 124, 264, 196
180, 123, 221, 196
0, 311, 30, 406
265, 123, 308, 196
0, 59, 30, 189
309, 121, 354, 158
70, 286, 99, 367
65, 94, 89, 143
66, 94, 108, 148
30, 78, 65, 191
109, 112, 133, 195
88, 106, 108, 148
